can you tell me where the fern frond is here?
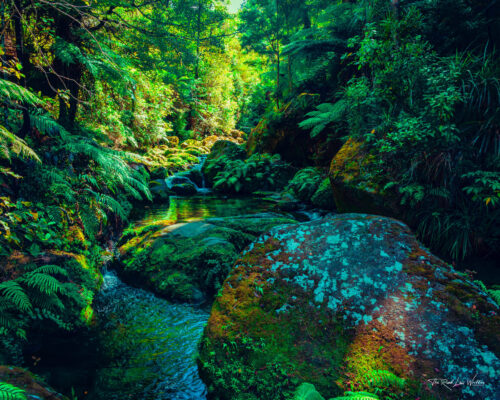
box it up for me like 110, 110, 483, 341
22, 273, 63, 295
0, 125, 41, 163
488, 289, 500, 306
0, 281, 32, 312
32, 265, 69, 278
0, 382, 27, 400
29, 112, 69, 137
330, 392, 379, 400
362, 370, 405, 389
299, 100, 347, 138
0, 78, 42, 106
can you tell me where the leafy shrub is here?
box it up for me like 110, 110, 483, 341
212, 154, 291, 194
285, 167, 324, 202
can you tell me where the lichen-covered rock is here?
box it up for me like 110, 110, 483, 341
0, 366, 69, 400
198, 214, 499, 400
311, 178, 336, 210
116, 213, 297, 302
329, 139, 398, 216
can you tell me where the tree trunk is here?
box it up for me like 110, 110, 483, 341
13, 0, 31, 138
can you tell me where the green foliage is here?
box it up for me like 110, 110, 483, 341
293, 383, 325, 400
0, 382, 27, 400
330, 392, 379, 400
286, 167, 324, 202
299, 101, 347, 138
0, 261, 82, 339
212, 153, 287, 194
488, 289, 500, 306
361, 370, 405, 391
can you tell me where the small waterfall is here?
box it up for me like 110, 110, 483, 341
164, 155, 211, 195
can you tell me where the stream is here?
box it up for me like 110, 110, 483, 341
91, 270, 209, 400
88, 193, 283, 400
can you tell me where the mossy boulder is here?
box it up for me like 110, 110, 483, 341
0, 366, 69, 399
170, 182, 197, 196
198, 214, 499, 400
329, 139, 399, 216
116, 213, 297, 302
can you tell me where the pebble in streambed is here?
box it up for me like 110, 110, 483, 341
90, 271, 209, 400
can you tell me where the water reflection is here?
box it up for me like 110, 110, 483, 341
134, 195, 277, 227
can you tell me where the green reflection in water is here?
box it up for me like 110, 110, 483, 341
134, 195, 276, 227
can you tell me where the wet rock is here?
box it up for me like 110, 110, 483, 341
116, 213, 297, 302
199, 214, 499, 400
170, 182, 197, 196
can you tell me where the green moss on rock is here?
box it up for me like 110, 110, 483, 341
116, 214, 297, 302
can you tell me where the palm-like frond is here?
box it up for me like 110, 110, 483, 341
0, 78, 42, 106
0, 382, 27, 400
0, 125, 41, 163
299, 100, 347, 137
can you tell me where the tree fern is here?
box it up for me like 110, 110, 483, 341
0, 77, 42, 106
299, 100, 347, 138
0, 382, 27, 400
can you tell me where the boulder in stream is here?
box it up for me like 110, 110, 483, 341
116, 213, 297, 302
198, 214, 499, 400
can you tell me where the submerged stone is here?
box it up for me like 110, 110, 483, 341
198, 214, 499, 400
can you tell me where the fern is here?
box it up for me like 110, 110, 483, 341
299, 100, 347, 138
362, 370, 405, 390
0, 382, 27, 400
488, 289, 500, 306
330, 392, 379, 400
0, 125, 41, 164
0, 77, 42, 106
473, 280, 488, 292
0, 281, 32, 312
22, 272, 64, 295
293, 383, 325, 400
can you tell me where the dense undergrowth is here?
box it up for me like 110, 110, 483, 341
0, 0, 499, 399
241, 0, 500, 264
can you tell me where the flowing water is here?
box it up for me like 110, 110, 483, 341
91, 270, 210, 400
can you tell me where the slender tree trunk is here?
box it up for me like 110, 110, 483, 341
195, 0, 202, 80
13, 0, 31, 138
275, 0, 280, 109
